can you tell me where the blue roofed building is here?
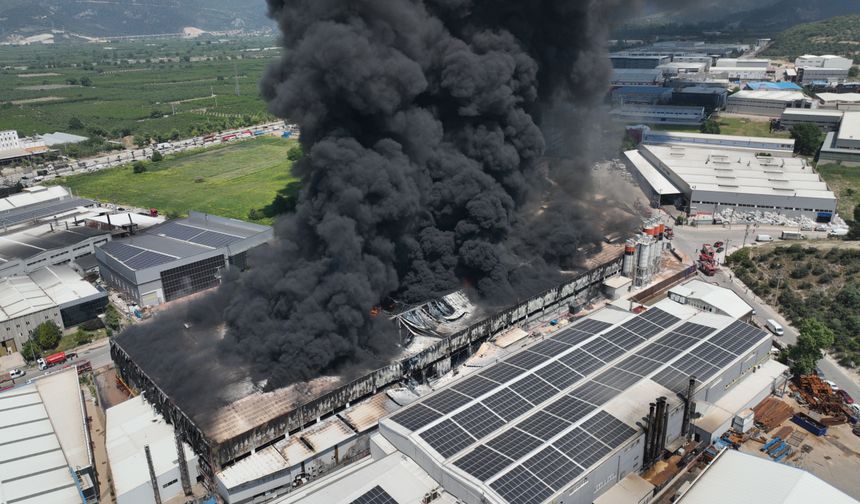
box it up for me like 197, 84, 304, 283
744, 82, 803, 91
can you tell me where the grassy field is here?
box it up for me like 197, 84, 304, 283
0, 36, 279, 140
817, 163, 860, 217
650, 116, 792, 139
49, 137, 298, 223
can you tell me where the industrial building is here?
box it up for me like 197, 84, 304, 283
817, 92, 860, 111
744, 82, 802, 92
610, 105, 706, 126
111, 254, 625, 489
610, 53, 671, 69
657, 61, 708, 77
623, 150, 683, 207
373, 288, 779, 504
106, 395, 201, 504
633, 143, 837, 221
726, 90, 815, 117
0, 130, 49, 165
641, 130, 795, 155
0, 264, 107, 355
611, 68, 665, 87
610, 86, 672, 105
820, 112, 860, 165
795, 55, 853, 83
0, 367, 97, 503
779, 109, 845, 131
708, 66, 768, 82
668, 280, 752, 320
676, 450, 857, 504
96, 211, 273, 306
670, 87, 728, 113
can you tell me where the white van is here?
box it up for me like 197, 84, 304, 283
756, 234, 774, 242
766, 319, 784, 336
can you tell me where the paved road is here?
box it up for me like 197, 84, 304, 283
668, 221, 860, 400
14, 340, 112, 384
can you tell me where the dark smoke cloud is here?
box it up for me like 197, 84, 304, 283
118, 0, 674, 414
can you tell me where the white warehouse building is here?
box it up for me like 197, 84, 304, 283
726, 90, 815, 117
795, 54, 853, 83
635, 143, 837, 221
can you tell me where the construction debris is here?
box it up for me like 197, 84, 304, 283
790, 375, 852, 424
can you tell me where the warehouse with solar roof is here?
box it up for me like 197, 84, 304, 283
95, 211, 272, 306
375, 294, 783, 504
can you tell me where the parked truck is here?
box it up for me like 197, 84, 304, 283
781, 231, 805, 240
37, 351, 74, 371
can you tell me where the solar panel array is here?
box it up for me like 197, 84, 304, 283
387, 307, 770, 504
156, 221, 243, 248
101, 241, 177, 271
349, 485, 398, 504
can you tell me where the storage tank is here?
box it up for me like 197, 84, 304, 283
622, 239, 636, 276
637, 239, 651, 269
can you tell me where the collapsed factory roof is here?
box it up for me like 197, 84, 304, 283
378, 297, 771, 504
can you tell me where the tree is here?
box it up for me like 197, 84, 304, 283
675, 214, 686, 226
104, 304, 122, 332
68, 117, 84, 130
699, 119, 721, 134
150, 150, 163, 162
850, 66, 859, 79
287, 145, 304, 162
74, 327, 92, 346
790, 123, 824, 156
21, 340, 40, 363
33, 321, 61, 351
847, 205, 860, 241
80, 76, 92, 87
132, 161, 147, 174
787, 318, 835, 375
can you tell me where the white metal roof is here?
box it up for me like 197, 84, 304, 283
781, 108, 844, 118
668, 279, 752, 320
0, 186, 70, 213
105, 395, 197, 498
677, 450, 858, 504
0, 265, 99, 322
817, 93, 860, 104
837, 112, 860, 142
0, 368, 88, 504
86, 212, 164, 229
644, 130, 794, 148
624, 150, 682, 195
729, 90, 809, 102
28, 265, 102, 307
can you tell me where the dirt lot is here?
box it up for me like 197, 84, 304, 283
739, 395, 860, 499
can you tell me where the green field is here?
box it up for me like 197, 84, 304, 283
817, 163, 860, 217
49, 137, 298, 223
651, 116, 792, 139
0, 36, 280, 141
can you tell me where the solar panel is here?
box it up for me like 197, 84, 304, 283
570, 318, 613, 334
505, 350, 549, 370
516, 411, 572, 441
486, 427, 544, 460
554, 428, 612, 469
672, 322, 717, 338
580, 338, 626, 364
580, 411, 637, 449
529, 339, 574, 357
189, 230, 242, 248
569, 381, 619, 406
489, 466, 554, 504
672, 354, 720, 382
123, 250, 175, 270
483, 388, 533, 421
101, 242, 145, 262
592, 367, 642, 391
452, 375, 500, 398
350, 485, 398, 504
602, 327, 647, 350
453, 403, 506, 440
558, 350, 604, 377
615, 354, 664, 376
390, 404, 442, 431
479, 363, 525, 384
156, 221, 205, 241
690, 342, 738, 368
543, 395, 595, 423
522, 446, 584, 491
534, 361, 582, 390
639, 308, 681, 328
422, 389, 472, 414
635, 342, 681, 363
453, 445, 513, 482
509, 374, 559, 405
553, 329, 595, 346
655, 332, 702, 351
652, 366, 696, 395
419, 419, 476, 458
620, 317, 664, 339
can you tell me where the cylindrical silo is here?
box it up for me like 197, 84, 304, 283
622, 239, 636, 276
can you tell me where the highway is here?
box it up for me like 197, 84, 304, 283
3, 120, 294, 187
668, 219, 860, 400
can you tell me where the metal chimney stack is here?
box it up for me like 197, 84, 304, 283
144, 445, 163, 504
682, 376, 697, 440
175, 431, 193, 496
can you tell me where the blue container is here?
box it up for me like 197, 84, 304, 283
282, 131, 292, 139
791, 413, 827, 436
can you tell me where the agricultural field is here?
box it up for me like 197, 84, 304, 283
48, 136, 299, 224
816, 163, 860, 217
0, 36, 281, 141
727, 243, 860, 369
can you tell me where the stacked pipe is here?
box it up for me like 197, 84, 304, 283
681, 376, 697, 440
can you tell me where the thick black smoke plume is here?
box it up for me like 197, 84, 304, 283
118, 0, 668, 414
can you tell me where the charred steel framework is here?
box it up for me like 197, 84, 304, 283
111, 254, 624, 486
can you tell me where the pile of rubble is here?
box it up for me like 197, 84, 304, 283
790, 375, 854, 425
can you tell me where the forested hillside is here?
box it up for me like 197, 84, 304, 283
762, 15, 860, 61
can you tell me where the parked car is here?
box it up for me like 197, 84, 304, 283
815, 224, 829, 232
9, 369, 24, 378
713, 241, 724, 248
837, 390, 854, 404
824, 379, 840, 392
